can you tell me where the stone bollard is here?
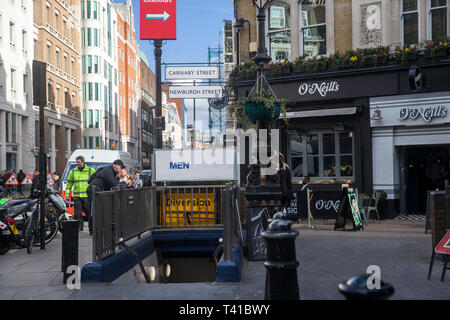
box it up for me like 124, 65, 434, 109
262, 214, 300, 300
338, 275, 395, 300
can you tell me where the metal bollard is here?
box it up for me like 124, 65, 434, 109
61, 219, 79, 284
338, 275, 395, 300
262, 216, 300, 300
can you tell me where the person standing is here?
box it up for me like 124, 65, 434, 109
278, 153, 294, 213
65, 156, 95, 232
86, 160, 123, 236
17, 170, 26, 196
52, 172, 61, 192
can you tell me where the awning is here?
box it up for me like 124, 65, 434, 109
284, 107, 358, 119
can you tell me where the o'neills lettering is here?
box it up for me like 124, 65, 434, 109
399, 105, 448, 122
298, 81, 340, 97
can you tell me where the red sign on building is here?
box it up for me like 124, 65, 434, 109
435, 230, 450, 255
140, 0, 177, 40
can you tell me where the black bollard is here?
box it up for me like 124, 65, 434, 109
61, 219, 79, 284
262, 216, 300, 300
338, 275, 395, 300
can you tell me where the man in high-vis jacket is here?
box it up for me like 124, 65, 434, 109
65, 155, 95, 232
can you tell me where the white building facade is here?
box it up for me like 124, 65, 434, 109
0, 0, 36, 172
80, 0, 120, 150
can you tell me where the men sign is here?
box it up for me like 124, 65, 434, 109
140, 0, 177, 40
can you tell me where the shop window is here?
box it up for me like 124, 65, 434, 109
402, 0, 419, 45
288, 131, 353, 179
268, 2, 291, 61
429, 0, 447, 40
300, 0, 326, 57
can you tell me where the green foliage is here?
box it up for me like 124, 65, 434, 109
228, 89, 288, 126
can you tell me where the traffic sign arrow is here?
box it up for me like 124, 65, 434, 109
146, 11, 170, 22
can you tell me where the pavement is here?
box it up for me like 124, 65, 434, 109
0, 219, 449, 300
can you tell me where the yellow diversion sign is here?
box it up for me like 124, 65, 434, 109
161, 192, 216, 227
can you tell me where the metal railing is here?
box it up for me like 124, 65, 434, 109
222, 182, 243, 261
91, 183, 243, 262
92, 187, 158, 262
157, 185, 226, 229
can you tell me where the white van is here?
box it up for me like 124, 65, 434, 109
61, 149, 136, 192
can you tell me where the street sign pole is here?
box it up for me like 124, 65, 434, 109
39, 101, 46, 250
154, 39, 163, 149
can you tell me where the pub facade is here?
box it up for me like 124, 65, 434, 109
232, 59, 450, 218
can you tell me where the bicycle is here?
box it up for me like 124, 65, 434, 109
24, 189, 60, 254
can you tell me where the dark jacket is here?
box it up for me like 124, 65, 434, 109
87, 165, 118, 193
278, 167, 293, 201
17, 171, 26, 184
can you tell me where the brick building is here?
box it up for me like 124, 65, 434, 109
113, 0, 141, 162
33, 0, 82, 175
231, 0, 450, 218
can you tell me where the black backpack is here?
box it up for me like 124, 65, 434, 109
88, 166, 105, 185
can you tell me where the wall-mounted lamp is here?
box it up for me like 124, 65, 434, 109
371, 107, 383, 120
233, 18, 251, 66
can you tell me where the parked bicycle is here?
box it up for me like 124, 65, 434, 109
25, 186, 61, 254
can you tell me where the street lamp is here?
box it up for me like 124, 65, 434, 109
252, 0, 273, 129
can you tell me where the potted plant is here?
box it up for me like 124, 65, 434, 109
228, 89, 288, 125
315, 56, 328, 71
293, 56, 305, 73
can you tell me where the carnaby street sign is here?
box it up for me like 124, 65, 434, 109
140, 0, 177, 40
165, 66, 220, 80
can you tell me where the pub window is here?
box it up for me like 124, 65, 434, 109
267, 2, 291, 61
300, 0, 326, 57
402, 0, 419, 45
288, 131, 354, 179
429, 0, 447, 40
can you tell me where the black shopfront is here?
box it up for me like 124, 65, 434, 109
233, 60, 450, 218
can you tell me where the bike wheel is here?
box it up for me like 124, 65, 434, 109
25, 212, 38, 254
32, 210, 59, 247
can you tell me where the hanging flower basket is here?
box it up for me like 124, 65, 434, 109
229, 88, 288, 126
244, 101, 281, 122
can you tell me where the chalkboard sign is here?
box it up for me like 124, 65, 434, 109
295, 190, 342, 220
246, 206, 273, 261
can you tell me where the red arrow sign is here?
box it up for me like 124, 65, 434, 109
140, 0, 177, 40
435, 230, 450, 255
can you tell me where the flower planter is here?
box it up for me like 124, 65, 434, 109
376, 55, 389, 65
280, 66, 292, 74
292, 65, 302, 74
244, 101, 281, 122
316, 62, 327, 71
436, 49, 447, 57
406, 52, 418, 61
360, 57, 376, 67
